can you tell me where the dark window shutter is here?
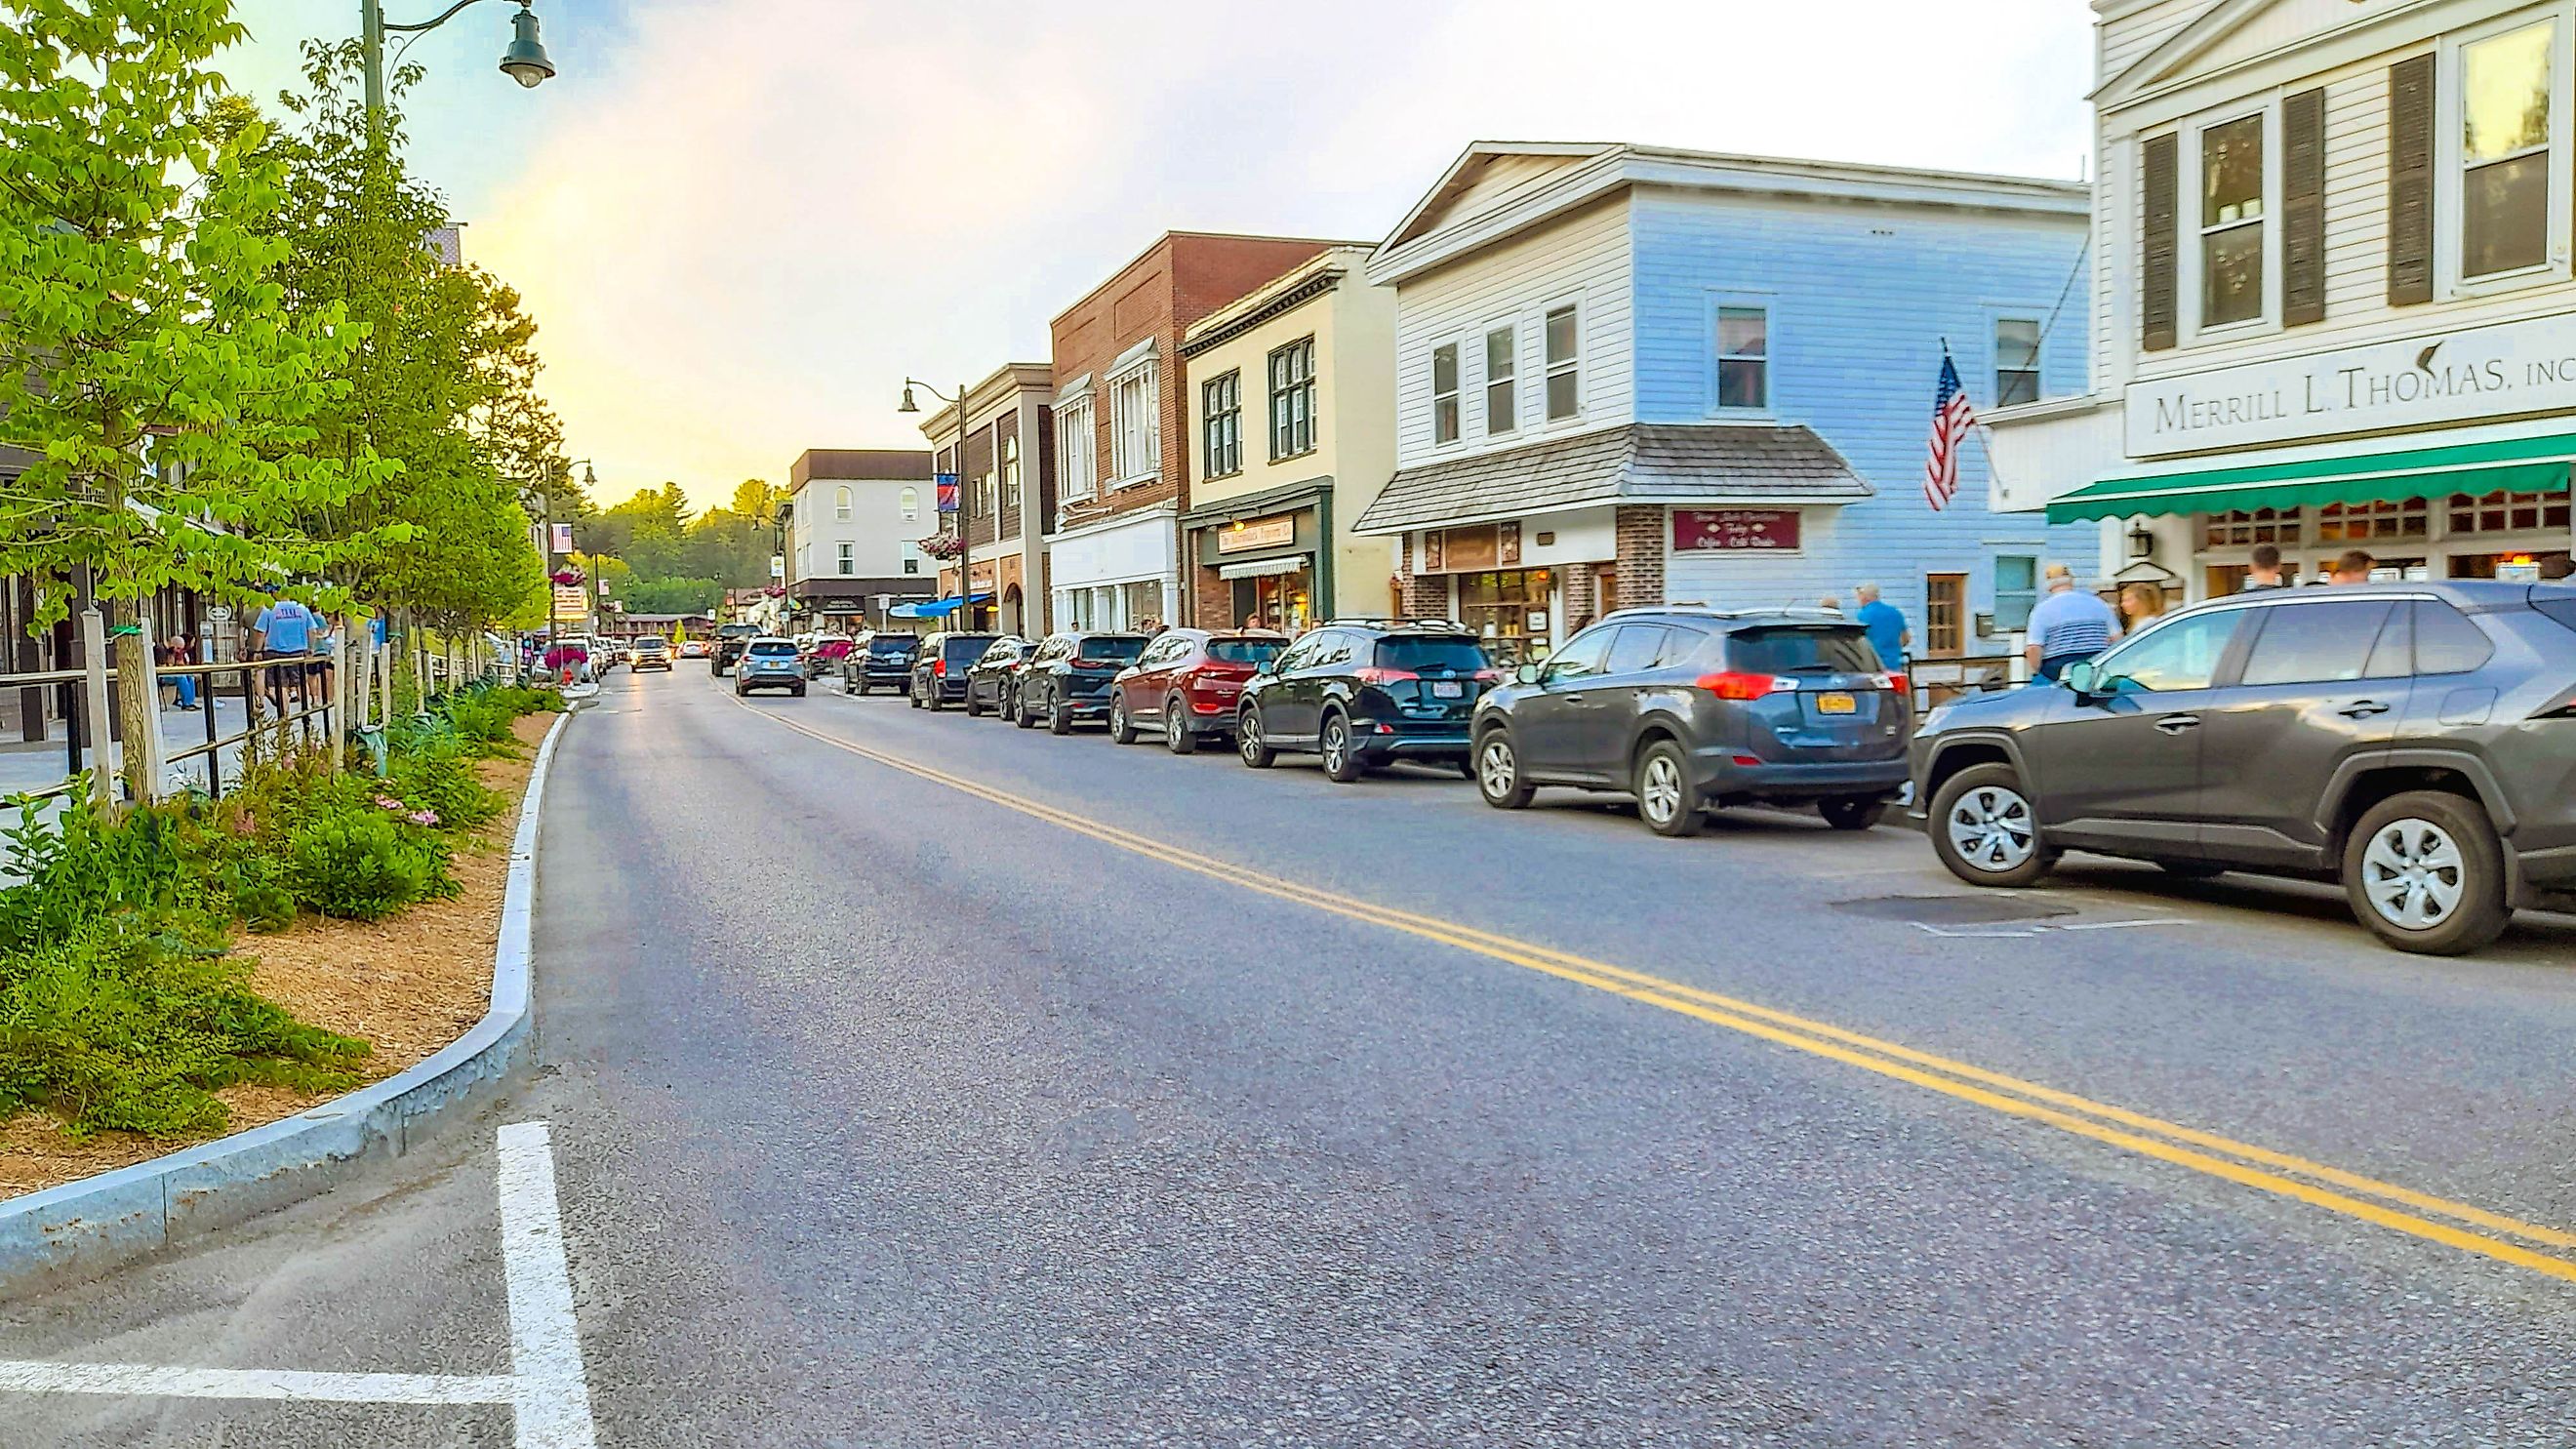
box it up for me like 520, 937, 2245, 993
2283, 87, 2327, 326
2388, 53, 2435, 305
2141, 132, 2179, 351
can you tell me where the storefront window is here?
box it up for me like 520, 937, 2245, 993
1227, 571, 1311, 632
2201, 507, 2302, 547
1458, 569, 1554, 666
1122, 581, 1161, 627
2447, 488, 2572, 535
2314, 499, 2427, 542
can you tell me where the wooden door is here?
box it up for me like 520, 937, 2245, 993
1923, 574, 1967, 659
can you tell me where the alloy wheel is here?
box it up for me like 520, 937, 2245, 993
1322, 719, 1347, 773
1478, 737, 1517, 799
1946, 785, 2035, 873
2359, 818, 2466, 930
1639, 753, 1684, 825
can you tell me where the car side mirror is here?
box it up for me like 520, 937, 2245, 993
2060, 660, 2117, 700
1513, 662, 1543, 686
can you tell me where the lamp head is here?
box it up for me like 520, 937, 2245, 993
499, 5, 555, 90
581, 463, 597, 487
897, 383, 920, 415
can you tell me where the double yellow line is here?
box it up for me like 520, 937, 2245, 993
740, 697, 2576, 1286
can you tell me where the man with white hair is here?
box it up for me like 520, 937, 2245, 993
2023, 564, 2122, 683
1852, 583, 1909, 667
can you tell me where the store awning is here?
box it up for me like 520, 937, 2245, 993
1217, 554, 1308, 581
2048, 433, 2576, 524
888, 592, 992, 620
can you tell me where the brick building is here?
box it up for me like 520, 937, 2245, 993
919, 363, 1054, 636
1046, 232, 1347, 631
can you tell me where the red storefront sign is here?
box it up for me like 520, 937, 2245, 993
1671, 508, 1800, 552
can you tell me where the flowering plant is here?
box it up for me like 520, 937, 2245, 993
373, 793, 441, 829
918, 533, 964, 560
548, 568, 584, 587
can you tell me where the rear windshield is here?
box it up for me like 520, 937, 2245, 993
1208, 639, 1284, 665
1075, 636, 1147, 663
1376, 636, 1490, 672
868, 636, 918, 654
747, 641, 796, 657
943, 635, 998, 659
1728, 625, 1882, 674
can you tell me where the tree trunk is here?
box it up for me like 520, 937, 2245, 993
110, 613, 159, 807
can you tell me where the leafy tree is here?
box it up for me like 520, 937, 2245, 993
0, 0, 394, 799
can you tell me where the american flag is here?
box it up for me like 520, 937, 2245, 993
1924, 352, 1975, 511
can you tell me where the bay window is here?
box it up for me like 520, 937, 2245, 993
1109, 360, 1159, 485
1056, 396, 1097, 503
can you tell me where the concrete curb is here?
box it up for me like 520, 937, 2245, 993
0, 705, 575, 1296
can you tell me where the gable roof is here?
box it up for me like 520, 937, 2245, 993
2093, 0, 2411, 108
1368, 141, 2086, 288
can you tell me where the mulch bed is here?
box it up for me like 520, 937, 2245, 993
0, 710, 554, 1198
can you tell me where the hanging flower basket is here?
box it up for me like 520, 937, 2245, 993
763, 584, 786, 598
549, 568, 584, 587
918, 533, 964, 561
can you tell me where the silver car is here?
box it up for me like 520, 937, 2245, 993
731, 638, 807, 698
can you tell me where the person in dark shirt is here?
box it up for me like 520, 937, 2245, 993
2242, 543, 2290, 590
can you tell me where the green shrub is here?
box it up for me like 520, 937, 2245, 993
282, 810, 457, 921
382, 740, 503, 832
0, 798, 205, 955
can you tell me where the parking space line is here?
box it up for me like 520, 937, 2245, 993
738, 696, 2576, 1287
0, 1361, 513, 1404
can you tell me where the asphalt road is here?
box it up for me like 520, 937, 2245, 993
2, 665, 2573, 1447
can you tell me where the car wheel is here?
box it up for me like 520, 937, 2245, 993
1928, 763, 2055, 888
1109, 695, 1138, 745
791, 685, 806, 698
1048, 689, 1072, 735
964, 687, 985, 717
908, 686, 922, 708
1475, 729, 1534, 809
2343, 791, 2511, 956
1014, 687, 1036, 729
1163, 694, 1196, 754
1319, 711, 1361, 784
1633, 740, 1704, 837
1819, 795, 1887, 831
925, 684, 944, 712
1237, 705, 1275, 769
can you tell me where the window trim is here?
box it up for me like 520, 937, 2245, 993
2167, 97, 2284, 345
1106, 352, 1160, 488
1482, 323, 1518, 437
1543, 302, 1581, 423
834, 541, 855, 577
2436, 6, 2573, 300
1000, 433, 1022, 514
1429, 341, 1462, 446
1267, 336, 1317, 463
1201, 369, 1243, 480
1991, 314, 2043, 408
1711, 297, 1773, 416
899, 486, 920, 521
1057, 396, 1099, 503
833, 485, 852, 522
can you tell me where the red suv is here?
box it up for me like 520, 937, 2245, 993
1108, 628, 1288, 753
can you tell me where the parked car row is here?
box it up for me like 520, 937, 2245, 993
794, 582, 2576, 957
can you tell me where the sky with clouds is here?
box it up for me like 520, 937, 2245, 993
225, 0, 2096, 507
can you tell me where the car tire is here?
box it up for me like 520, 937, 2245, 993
1237, 705, 1275, 769
908, 686, 922, 709
1633, 740, 1704, 837
1928, 763, 2056, 888
1319, 711, 1361, 784
791, 686, 806, 698
2342, 790, 2511, 956
1109, 696, 1138, 745
1475, 728, 1534, 810
1048, 689, 1072, 735
1164, 695, 1196, 754
1014, 689, 1036, 729
926, 685, 944, 712
964, 688, 984, 717
1819, 795, 1887, 831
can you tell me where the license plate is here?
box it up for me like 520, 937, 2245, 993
1430, 680, 1464, 699
1817, 691, 1858, 714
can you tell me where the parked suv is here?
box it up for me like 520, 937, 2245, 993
732, 637, 806, 697
1911, 582, 2576, 955
1471, 608, 1912, 836
909, 631, 998, 710
711, 623, 760, 676
843, 632, 919, 696
1017, 631, 1150, 733
1107, 628, 1287, 752
963, 636, 1035, 718
1236, 620, 1497, 781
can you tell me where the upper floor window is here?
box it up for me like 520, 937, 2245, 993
1431, 343, 1460, 444
1544, 305, 1579, 421
1483, 325, 1516, 435
1994, 317, 2041, 405
834, 486, 852, 522
1057, 396, 1098, 502
1717, 305, 1768, 410
835, 542, 854, 576
1108, 362, 1159, 485
2458, 18, 2556, 280
899, 486, 919, 520
1000, 434, 1022, 514
1202, 371, 1242, 478
1268, 337, 1316, 461
2199, 112, 2266, 328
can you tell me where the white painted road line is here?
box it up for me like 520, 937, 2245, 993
0, 1360, 515, 1404
497, 1120, 600, 1449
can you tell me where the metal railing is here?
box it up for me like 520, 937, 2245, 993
0, 653, 336, 807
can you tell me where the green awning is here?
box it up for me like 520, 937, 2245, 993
2048, 433, 2576, 523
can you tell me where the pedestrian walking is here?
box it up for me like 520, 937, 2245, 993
2023, 564, 2120, 684
2330, 549, 2378, 584
1852, 583, 1910, 667
250, 593, 316, 712
1817, 595, 1844, 614
2241, 543, 2291, 590
2119, 583, 2167, 632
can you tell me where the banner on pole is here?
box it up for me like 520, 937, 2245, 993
549, 522, 576, 552
936, 472, 959, 514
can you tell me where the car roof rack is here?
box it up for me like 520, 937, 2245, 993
1321, 616, 1471, 631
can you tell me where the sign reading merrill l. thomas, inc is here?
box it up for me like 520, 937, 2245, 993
1672, 508, 1800, 552
2125, 312, 2576, 458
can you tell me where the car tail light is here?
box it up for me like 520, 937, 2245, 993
1696, 670, 1794, 701
1353, 666, 1419, 686
2534, 686, 2576, 719
1472, 668, 1502, 682
932, 658, 947, 676
1878, 671, 1909, 698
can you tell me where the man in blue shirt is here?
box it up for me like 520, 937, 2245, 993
1852, 583, 1909, 667
2023, 564, 2121, 683
251, 595, 316, 710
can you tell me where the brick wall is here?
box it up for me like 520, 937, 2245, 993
1614, 506, 1666, 609
1190, 553, 1231, 627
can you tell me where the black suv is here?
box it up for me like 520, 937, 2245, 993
1471, 608, 1912, 836
842, 632, 919, 696
711, 623, 760, 676
1235, 621, 1496, 781
1911, 582, 2576, 955
963, 636, 1035, 718
1016, 631, 1149, 733
908, 631, 998, 710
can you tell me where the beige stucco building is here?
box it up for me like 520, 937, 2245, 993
1179, 247, 1398, 628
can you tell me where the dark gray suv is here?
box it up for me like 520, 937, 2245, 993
1911, 582, 2576, 955
1471, 608, 1912, 836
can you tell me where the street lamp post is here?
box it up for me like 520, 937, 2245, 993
536, 462, 594, 684
898, 380, 976, 632
360, 0, 556, 133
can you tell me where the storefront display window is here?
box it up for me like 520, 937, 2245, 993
2201, 507, 2301, 547
1228, 571, 1311, 632
1458, 569, 1553, 666
2447, 489, 2571, 535
2314, 498, 2426, 543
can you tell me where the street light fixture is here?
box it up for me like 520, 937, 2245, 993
361, 0, 556, 129
899, 378, 979, 633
